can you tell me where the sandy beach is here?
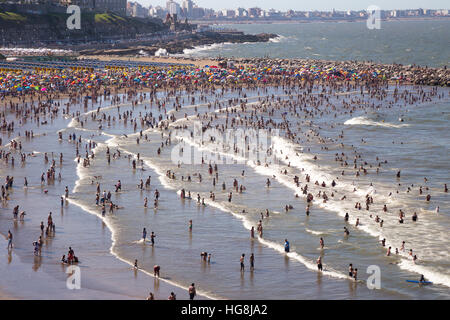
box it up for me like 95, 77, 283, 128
78, 55, 220, 68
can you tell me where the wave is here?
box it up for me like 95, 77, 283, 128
199, 197, 349, 281
176, 132, 450, 288
305, 228, 326, 236
344, 116, 410, 128
67, 141, 220, 299
181, 42, 233, 56
154, 48, 169, 57
398, 259, 450, 287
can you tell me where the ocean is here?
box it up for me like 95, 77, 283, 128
0, 20, 449, 300
182, 20, 450, 68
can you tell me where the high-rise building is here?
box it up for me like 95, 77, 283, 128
181, 0, 194, 17
192, 5, 205, 18
166, 0, 181, 15
248, 7, 261, 18
127, 1, 148, 18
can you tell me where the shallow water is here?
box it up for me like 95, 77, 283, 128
1, 83, 449, 299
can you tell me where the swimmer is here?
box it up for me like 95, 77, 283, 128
344, 227, 350, 236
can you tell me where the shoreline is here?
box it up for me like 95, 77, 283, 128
0, 52, 449, 299
190, 16, 450, 25
0, 95, 210, 300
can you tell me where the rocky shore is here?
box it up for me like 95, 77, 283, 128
78, 32, 278, 56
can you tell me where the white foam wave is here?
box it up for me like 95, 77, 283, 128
344, 116, 410, 128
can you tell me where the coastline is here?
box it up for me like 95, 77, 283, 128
190, 16, 450, 25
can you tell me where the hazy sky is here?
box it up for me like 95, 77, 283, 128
137, 0, 449, 11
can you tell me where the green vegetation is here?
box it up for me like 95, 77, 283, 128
95, 13, 127, 24
0, 11, 27, 22
0, 10, 168, 43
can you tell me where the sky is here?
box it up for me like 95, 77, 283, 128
137, 0, 449, 11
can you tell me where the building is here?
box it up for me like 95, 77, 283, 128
166, 0, 180, 15
127, 1, 148, 18
247, 7, 261, 18
221, 9, 235, 18
235, 8, 247, 17
191, 5, 204, 18
181, 0, 194, 17
149, 5, 166, 18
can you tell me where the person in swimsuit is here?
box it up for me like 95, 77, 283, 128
142, 228, 147, 241
7, 231, 13, 250
317, 257, 323, 271
188, 283, 196, 300
344, 227, 350, 236
250, 253, 255, 271
240, 254, 245, 272
353, 268, 358, 281
153, 265, 160, 277
168, 292, 176, 300
284, 239, 290, 253
150, 232, 156, 246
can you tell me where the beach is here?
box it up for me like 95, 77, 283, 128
0, 49, 449, 300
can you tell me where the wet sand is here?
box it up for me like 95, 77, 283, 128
78, 55, 219, 69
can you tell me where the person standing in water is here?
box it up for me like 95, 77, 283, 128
7, 230, 13, 250
188, 283, 196, 300
240, 254, 245, 272
142, 228, 147, 241
284, 239, 290, 253
353, 268, 358, 281
317, 256, 323, 271
153, 265, 160, 277
250, 253, 255, 271
150, 232, 156, 246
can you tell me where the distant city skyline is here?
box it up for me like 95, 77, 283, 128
134, 0, 449, 11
